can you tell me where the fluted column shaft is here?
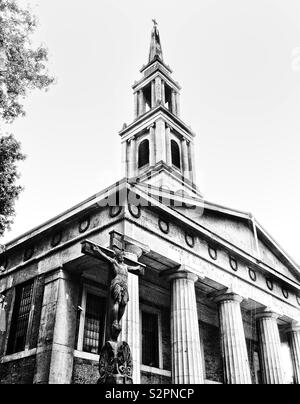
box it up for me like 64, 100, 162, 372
120, 272, 140, 384
165, 125, 172, 166
151, 80, 156, 108
167, 270, 204, 384
256, 310, 285, 384
215, 292, 252, 384
155, 77, 162, 106
171, 90, 177, 115
134, 92, 139, 118
128, 138, 136, 178
149, 125, 155, 167
181, 139, 190, 179
175, 92, 181, 117
138, 90, 145, 115
287, 322, 300, 384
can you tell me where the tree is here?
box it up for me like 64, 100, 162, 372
0, 134, 25, 236
0, 0, 54, 237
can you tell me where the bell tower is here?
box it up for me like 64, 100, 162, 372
120, 22, 201, 197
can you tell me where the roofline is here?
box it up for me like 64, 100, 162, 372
119, 105, 195, 138
4, 179, 129, 250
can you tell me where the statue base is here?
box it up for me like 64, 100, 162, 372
98, 341, 133, 385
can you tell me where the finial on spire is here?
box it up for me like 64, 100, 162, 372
149, 19, 163, 63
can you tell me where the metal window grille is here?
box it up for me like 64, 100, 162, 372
8, 281, 34, 354
83, 293, 106, 354
142, 311, 159, 367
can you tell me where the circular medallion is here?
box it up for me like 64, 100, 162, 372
79, 217, 90, 234
185, 233, 195, 248
249, 268, 257, 282
109, 206, 123, 218
51, 232, 62, 248
208, 246, 218, 261
266, 278, 274, 291
24, 246, 34, 262
282, 288, 289, 299
229, 256, 238, 272
128, 204, 141, 219
158, 219, 169, 234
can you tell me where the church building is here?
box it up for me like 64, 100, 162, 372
0, 24, 300, 384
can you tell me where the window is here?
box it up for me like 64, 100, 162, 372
171, 140, 181, 169
7, 281, 34, 354
141, 309, 161, 368
77, 287, 106, 355
138, 139, 150, 168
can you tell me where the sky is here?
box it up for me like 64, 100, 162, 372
1, 0, 300, 266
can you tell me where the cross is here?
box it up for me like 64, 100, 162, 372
81, 238, 145, 341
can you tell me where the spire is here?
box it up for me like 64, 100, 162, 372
149, 19, 163, 62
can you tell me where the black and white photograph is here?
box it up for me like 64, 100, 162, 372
0, 0, 300, 387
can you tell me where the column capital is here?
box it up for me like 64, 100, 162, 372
213, 288, 244, 305
255, 308, 280, 321
163, 266, 198, 283
286, 321, 300, 333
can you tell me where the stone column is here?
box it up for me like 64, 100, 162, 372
138, 90, 145, 115
175, 92, 181, 117
34, 269, 78, 384
151, 80, 156, 108
181, 138, 190, 178
287, 322, 300, 384
134, 92, 139, 118
122, 141, 128, 178
120, 272, 141, 384
149, 124, 155, 167
128, 138, 136, 178
214, 291, 252, 384
167, 268, 204, 384
165, 125, 172, 166
155, 119, 166, 163
256, 309, 285, 384
189, 141, 197, 185
161, 81, 166, 106
171, 90, 177, 115
155, 77, 162, 106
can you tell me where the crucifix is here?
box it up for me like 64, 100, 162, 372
81, 232, 145, 384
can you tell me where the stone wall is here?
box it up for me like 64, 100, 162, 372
141, 371, 171, 384
0, 355, 36, 384
200, 321, 224, 383
72, 357, 99, 384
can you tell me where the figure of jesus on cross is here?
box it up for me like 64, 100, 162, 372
82, 237, 144, 341
91, 245, 141, 339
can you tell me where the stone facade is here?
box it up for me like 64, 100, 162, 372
0, 24, 300, 385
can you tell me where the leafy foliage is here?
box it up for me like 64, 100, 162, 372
0, 134, 25, 236
0, 0, 54, 122
0, 0, 54, 236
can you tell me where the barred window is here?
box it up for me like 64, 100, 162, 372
142, 310, 159, 368
83, 293, 106, 354
7, 281, 34, 354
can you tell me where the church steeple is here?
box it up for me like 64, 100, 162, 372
119, 23, 201, 197
149, 20, 163, 62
